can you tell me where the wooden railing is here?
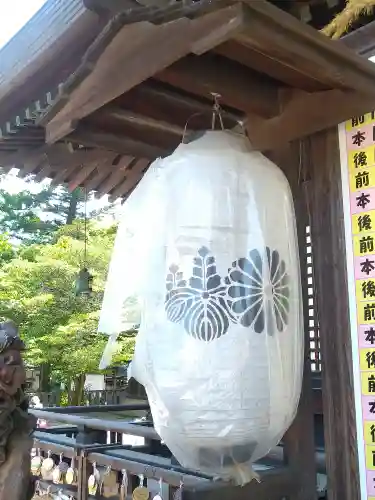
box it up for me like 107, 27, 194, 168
29, 387, 147, 407
30, 404, 314, 500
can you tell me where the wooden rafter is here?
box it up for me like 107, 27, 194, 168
16, 146, 112, 179
109, 158, 150, 199
34, 163, 53, 183
51, 164, 78, 186
84, 164, 116, 192
43, 147, 113, 168
45, 4, 247, 144
68, 162, 100, 192
69, 125, 167, 159
114, 80, 242, 128
67, 152, 120, 191
94, 107, 185, 138
0, 146, 48, 173
95, 155, 135, 196
17, 156, 46, 179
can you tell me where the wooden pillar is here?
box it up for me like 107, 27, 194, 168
268, 141, 317, 500
308, 128, 360, 500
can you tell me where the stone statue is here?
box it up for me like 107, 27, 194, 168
0, 321, 36, 499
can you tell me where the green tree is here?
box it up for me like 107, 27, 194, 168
42, 312, 135, 405
0, 186, 85, 244
0, 234, 15, 265
0, 221, 135, 404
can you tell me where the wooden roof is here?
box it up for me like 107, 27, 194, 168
2, 0, 375, 200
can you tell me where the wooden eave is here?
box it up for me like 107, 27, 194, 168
2, 0, 375, 201
85, 0, 348, 30
0, 0, 106, 125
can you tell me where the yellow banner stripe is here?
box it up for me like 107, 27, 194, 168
353, 234, 375, 257
346, 112, 375, 130
360, 349, 375, 371
352, 211, 375, 235
356, 278, 375, 303
350, 168, 375, 192
361, 372, 375, 395
357, 302, 375, 324
366, 445, 375, 470
348, 146, 375, 170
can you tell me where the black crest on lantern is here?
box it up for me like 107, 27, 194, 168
165, 246, 290, 341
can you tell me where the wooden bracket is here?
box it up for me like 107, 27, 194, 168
246, 89, 375, 150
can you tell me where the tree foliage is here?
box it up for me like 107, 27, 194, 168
0, 220, 135, 399
0, 169, 130, 403
0, 186, 85, 244
0, 235, 15, 265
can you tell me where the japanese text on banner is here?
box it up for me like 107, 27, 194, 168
345, 113, 375, 500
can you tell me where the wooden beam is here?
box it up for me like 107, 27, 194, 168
44, 147, 112, 168
246, 89, 375, 151
214, 41, 329, 92
268, 140, 317, 500
96, 107, 185, 138
110, 158, 150, 199
236, 1, 375, 95
95, 155, 134, 196
190, 5, 246, 55
0, 146, 47, 172
51, 164, 78, 186
84, 165, 114, 192
17, 156, 46, 179
45, 5, 246, 144
68, 125, 167, 159
68, 162, 101, 192
156, 53, 278, 118
34, 163, 53, 183
117, 80, 242, 129
67, 152, 119, 191
16, 146, 112, 181
0, 135, 44, 145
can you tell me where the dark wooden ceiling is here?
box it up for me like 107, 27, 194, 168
1, 0, 375, 201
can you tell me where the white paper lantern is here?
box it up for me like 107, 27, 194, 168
99, 130, 304, 485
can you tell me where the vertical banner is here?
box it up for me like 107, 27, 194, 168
340, 112, 375, 500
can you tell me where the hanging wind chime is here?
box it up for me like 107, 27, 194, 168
75, 188, 93, 296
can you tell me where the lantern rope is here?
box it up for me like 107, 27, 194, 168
83, 186, 88, 267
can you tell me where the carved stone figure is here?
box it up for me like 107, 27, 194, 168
0, 321, 36, 499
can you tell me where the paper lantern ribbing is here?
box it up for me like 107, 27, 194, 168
98, 130, 304, 485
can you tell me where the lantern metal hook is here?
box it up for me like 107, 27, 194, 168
210, 92, 224, 131
181, 91, 244, 144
